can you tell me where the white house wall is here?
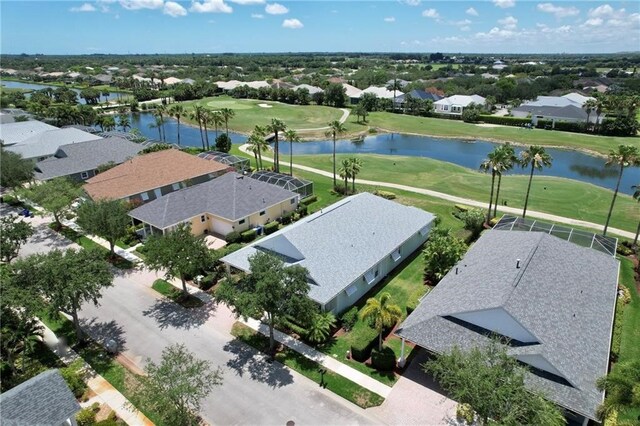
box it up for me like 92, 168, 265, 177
451, 307, 538, 343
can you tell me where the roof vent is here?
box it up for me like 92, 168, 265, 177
455, 267, 459, 275
516, 258, 521, 269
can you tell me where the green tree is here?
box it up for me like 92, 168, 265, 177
519, 146, 552, 219
633, 183, 640, 246
0, 215, 34, 263
324, 83, 347, 107
117, 114, 130, 132
190, 105, 206, 149
76, 199, 130, 256
460, 209, 485, 240
353, 103, 368, 123
22, 178, 81, 230
267, 118, 287, 173
306, 311, 336, 344
325, 120, 347, 188
215, 133, 232, 153
338, 158, 351, 193
99, 115, 116, 132
596, 359, 640, 422
480, 148, 500, 224
423, 342, 565, 426
0, 149, 34, 189
247, 125, 269, 170
386, 79, 403, 113
348, 157, 363, 193
603, 145, 639, 236
216, 251, 315, 353
219, 107, 235, 136
128, 344, 223, 426
359, 292, 402, 351
423, 228, 467, 284
283, 129, 300, 176
144, 223, 210, 297
492, 143, 517, 218
359, 92, 378, 112
169, 104, 185, 146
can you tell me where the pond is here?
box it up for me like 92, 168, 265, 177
1, 80, 128, 104
128, 112, 639, 195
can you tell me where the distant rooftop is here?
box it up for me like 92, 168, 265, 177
0, 120, 57, 146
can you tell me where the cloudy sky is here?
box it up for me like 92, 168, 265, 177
1, 1, 638, 54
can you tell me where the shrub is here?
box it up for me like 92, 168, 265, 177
610, 298, 625, 361
300, 195, 317, 206
406, 298, 418, 315
371, 346, 396, 371
264, 221, 279, 235
616, 244, 634, 256
297, 204, 308, 217
454, 204, 470, 213
340, 307, 359, 331
60, 365, 87, 398
95, 421, 119, 426
241, 229, 257, 242
226, 231, 241, 244
373, 190, 396, 200
306, 312, 337, 344
460, 209, 485, 239
280, 211, 294, 225
350, 326, 378, 362
456, 403, 475, 425
65, 212, 76, 220
199, 273, 217, 291
76, 408, 97, 426
479, 115, 531, 127
553, 121, 587, 133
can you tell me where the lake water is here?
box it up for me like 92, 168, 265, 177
1, 80, 128, 104
128, 112, 639, 195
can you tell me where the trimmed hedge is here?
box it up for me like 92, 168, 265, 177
241, 229, 257, 242
406, 299, 418, 316
340, 307, 358, 332
350, 326, 379, 362
479, 115, 531, 127
226, 231, 241, 244
300, 195, 318, 206
264, 221, 279, 235
373, 190, 396, 200
371, 346, 396, 371
280, 211, 294, 225
297, 204, 308, 217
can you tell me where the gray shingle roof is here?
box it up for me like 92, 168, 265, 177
222, 192, 435, 305
34, 137, 144, 180
5, 128, 101, 160
0, 369, 81, 426
129, 172, 298, 228
396, 90, 442, 103
396, 230, 619, 420
512, 104, 588, 121
0, 120, 57, 146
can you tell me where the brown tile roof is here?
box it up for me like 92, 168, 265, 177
83, 149, 229, 200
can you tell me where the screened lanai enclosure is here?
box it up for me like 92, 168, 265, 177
198, 151, 250, 172
247, 170, 314, 198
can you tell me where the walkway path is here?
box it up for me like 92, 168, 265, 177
240, 317, 393, 398
239, 145, 635, 240
40, 323, 153, 426
295, 108, 351, 132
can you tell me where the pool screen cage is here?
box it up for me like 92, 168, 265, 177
198, 151, 250, 172
493, 215, 617, 256
247, 170, 314, 198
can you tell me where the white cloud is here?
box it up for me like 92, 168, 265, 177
399, 0, 421, 6
460, 26, 471, 32
498, 15, 518, 29
190, 0, 232, 13
422, 8, 439, 18
583, 17, 603, 26
70, 3, 97, 12
282, 18, 303, 29
466, 7, 478, 16
537, 3, 579, 19
119, 0, 164, 10
265, 3, 288, 14
454, 19, 471, 26
493, 0, 515, 9
251, 13, 264, 18
384, 16, 395, 22
229, 0, 264, 4
163, 1, 187, 16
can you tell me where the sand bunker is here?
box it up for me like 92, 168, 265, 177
257, 103, 273, 108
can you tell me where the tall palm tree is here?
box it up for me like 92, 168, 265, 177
583, 98, 597, 131
359, 292, 403, 351
283, 129, 300, 176
480, 148, 501, 225
190, 105, 206, 149
250, 125, 269, 170
220, 107, 235, 136
603, 145, 639, 236
156, 104, 167, 142
200, 110, 211, 150
492, 143, 517, 218
268, 118, 287, 173
633, 183, 640, 246
348, 157, 363, 193
169, 104, 185, 146
325, 120, 347, 188
338, 159, 351, 192
117, 114, 130, 132
386, 78, 403, 113
210, 110, 224, 140
149, 116, 163, 140
520, 146, 553, 219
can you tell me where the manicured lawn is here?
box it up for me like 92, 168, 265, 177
181, 96, 345, 134
231, 322, 384, 409
363, 112, 640, 156
289, 153, 640, 234
151, 279, 204, 308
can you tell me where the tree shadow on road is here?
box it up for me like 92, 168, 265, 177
26, 225, 73, 250
142, 297, 216, 330
79, 317, 127, 351
223, 340, 294, 389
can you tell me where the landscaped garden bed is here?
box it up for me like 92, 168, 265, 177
151, 279, 205, 308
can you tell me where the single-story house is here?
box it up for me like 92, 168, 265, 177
0, 120, 57, 146
34, 137, 144, 181
433, 94, 486, 116
521, 94, 594, 109
395, 89, 442, 106
163, 77, 182, 86
0, 369, 82, 426
360, 86, 402, 100
83, 148, 230, 203
5, 128, 102, 161
129, 172, 299, 237
562, 92, 594, 106
341, 83, 362, 104
511, 104, 597, 125
293, 84, 324, 95
222, 192, 436, 314
396, 230, 619, 425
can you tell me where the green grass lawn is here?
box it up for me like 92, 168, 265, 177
362, 112, 640, 156
181, 96, 345, 134
231, 322, 384, 408
288, 153, 640, 234
151, 279, 204, 308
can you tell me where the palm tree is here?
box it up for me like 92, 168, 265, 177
117, 114, 130, 132
283, 129, 300, 176
359, 292, 403, 351
594, 96, 606, 132
155, 104, 167, 142
190, 105, 206, 149
596, 360, 640, 422
246, 125, 269, 170
584, 98, 597, 131
386, 78, 403, 113
209, 110, 224, 140
306, 312, 337, 344
633, 183, 640, 246
348, 157, 363, 193
169, 104, 185, 146
520, 146, 553, 219
338, 159, 351, 192
200, 110, 211, 150
603, 145, 639, 236
492, 144, 517, 219
325, 120, 347, 188
268, 118, 287, 173
101, 115, 116, 132
220, 107, 235, 136
480, 148, 501, 225
150, 116, 163, 140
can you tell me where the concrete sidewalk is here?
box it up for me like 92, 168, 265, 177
61, 219, 142, 264
40, 323, 153, 426
240, 317, 393, 399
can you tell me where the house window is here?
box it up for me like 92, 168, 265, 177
80, 171, 89, 179
259, 210, 266, 216
290, 198, 296, 205
141, 192, 150, 201
172, 183, 181, 191
200, 215, 206, 223
239, 219, 246, 225
344, 283, 358, 297
364, 266, 379, 285
443, 105, 449, 111
419, 225, 430, 236
391, 247, 402, 262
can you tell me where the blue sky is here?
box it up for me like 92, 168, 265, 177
1, 1, 638, 54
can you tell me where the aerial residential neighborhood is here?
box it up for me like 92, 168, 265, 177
1, 1, 639, 426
